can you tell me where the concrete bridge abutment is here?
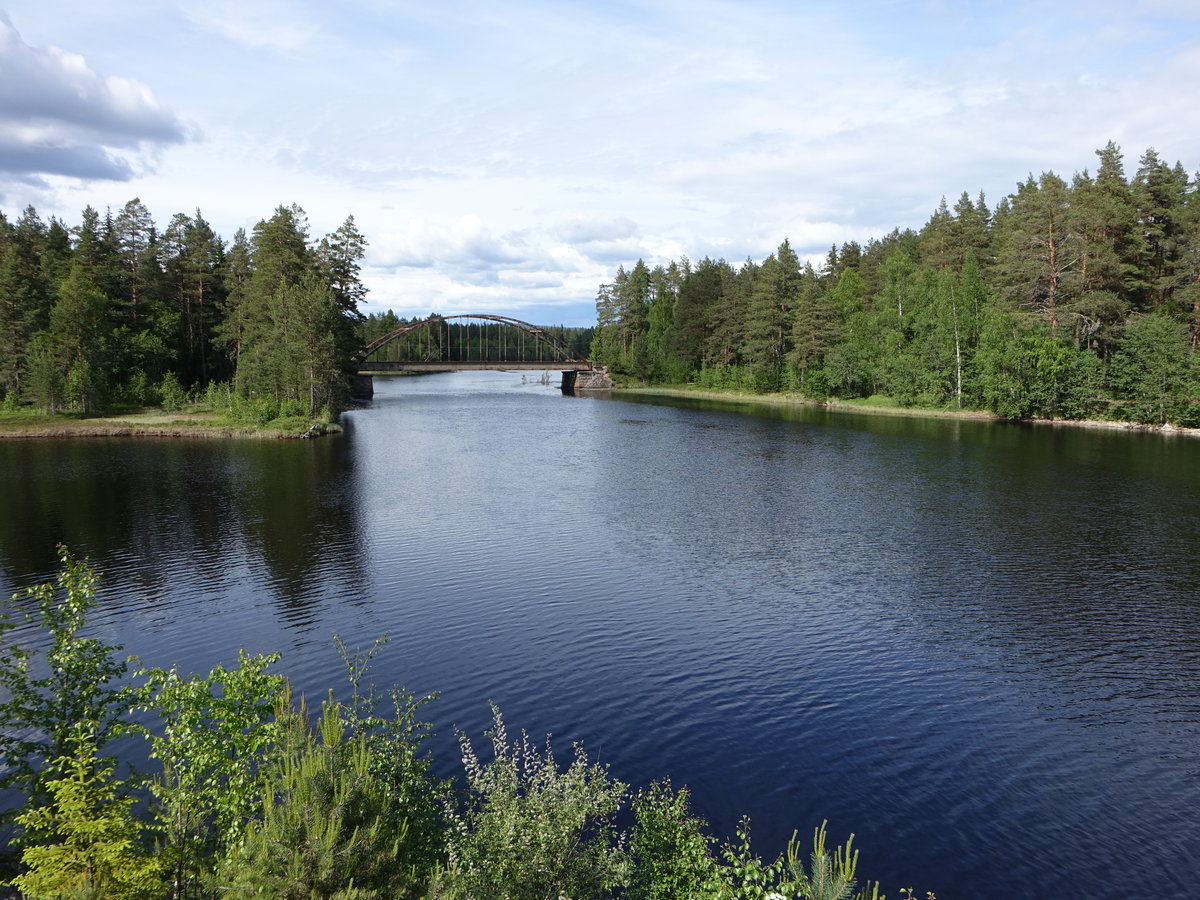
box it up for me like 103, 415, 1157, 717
560, 367, 613, 395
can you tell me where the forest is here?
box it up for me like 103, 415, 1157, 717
590, 143, 1200, 426
0, 201, 367, 421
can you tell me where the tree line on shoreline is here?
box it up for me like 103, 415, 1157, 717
591, 142, 1200, 426
0, 551, 896, 900
0, 201, 368, 421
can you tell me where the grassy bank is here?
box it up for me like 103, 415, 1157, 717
615, 384, 1200, 436
0, 407, 340, 440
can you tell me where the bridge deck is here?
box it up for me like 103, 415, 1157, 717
359, 361, 592, 372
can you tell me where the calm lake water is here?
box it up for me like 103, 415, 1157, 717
2, 371, 1199, 898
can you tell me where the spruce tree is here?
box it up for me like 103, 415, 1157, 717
742, 240, 800, 389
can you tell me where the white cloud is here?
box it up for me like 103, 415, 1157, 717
4, 0, 1200, 324
372, 216, 533, 274
0, 11, 186, 182
551, 215, 638, 246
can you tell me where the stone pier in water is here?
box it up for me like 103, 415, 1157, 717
561, 367, 613, 395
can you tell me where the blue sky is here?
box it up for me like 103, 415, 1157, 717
2, 1, 1199, 326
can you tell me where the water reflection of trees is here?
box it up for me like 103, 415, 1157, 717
0, 436, 367, 626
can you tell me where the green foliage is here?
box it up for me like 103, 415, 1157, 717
0, 547, 133, 828
234, 210, 349, 417
10, 726, 164, 900
1, 199, 362, 419
976, 314, 1103, 419
439, 703, 629, 900
201, 379, 233, 413
823, 342, 876, 399
782, 820, 880, 900
331, 634, 447, 877
122, 369, 156, 407
138, 652, 288, 894
1109, 313, 1193, 424
158, 372, 187, 412
628, 780, 722, 900
218, 698, 424, 899
591, 142, 1200, 426
714, 818, 880, 900
717, 818, 789, 899
227, 392, 308, 426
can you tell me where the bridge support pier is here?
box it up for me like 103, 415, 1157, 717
561, 367, 613, 395
351, 374, 374, 400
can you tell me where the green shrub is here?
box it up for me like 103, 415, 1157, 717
202, 380, 232, 413
158, 373, 187, 412
713, 818, 881, 900
628, 780, 722, 900
332, 634, 448, 879
218, 698, 426, 899
437, 704, 629, 900
10, 727, 164, 900
0, 548, 133, 827
125, 370, 155, 407
138, 652, 289, 895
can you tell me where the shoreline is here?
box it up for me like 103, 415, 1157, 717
613, 385, 1200, 438
0, 410, 340, 440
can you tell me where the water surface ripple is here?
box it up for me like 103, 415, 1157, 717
1, 371, 1198, 898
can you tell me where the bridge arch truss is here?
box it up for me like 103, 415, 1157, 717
358, 314, 593, 372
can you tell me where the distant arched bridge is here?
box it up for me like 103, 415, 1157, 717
354, 314, 611, 395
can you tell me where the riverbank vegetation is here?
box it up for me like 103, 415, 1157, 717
0, 201, 368, 424
0, 382, 342, 439
0, 551, 904, 900
590, 143, 1200, 427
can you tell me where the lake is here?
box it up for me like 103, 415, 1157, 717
2, 371, 1199, 898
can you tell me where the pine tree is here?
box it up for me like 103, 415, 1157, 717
994, 172, 1078, 335
1133, 148, 1190, 311
234, 207, 350, 416
318, 215, 369, 382
644, 265, 677, 380
12, 728, 164, 900
235, 206, 313, 407
25, 263, 112, 412
0, 208, 59, 399
318, 215, 368, 317
111, 198, 161, 327
706, 259, 752, 370
920, 196, 955, 269
215, 228, 254, 377
949, 190, 991, 269
1062, 148, 1142, 357
742, 240, 800, 388
163, 210, 226, 387
669, 257, 727, 372
788, 264, 838, 391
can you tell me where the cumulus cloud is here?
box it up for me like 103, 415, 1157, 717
373, 215, 538, 276
551, 215, 638, 245
0, 12, 187, 181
